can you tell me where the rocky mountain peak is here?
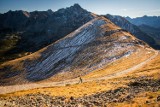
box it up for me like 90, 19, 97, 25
4, 10, 30, 18
57, 3, 85, 14
0, 3, 95, 63
47, 9, 53, 15
71, 3, 82, 9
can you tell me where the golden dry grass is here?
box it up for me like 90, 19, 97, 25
1, 49, 158, 99
83, 48, 154, 79
106, 52, 160, 106
0, 49, 159, 107
128, 51, 160, 79
0, 78, 128, 98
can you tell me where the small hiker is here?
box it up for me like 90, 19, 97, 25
78, 76, 83, 83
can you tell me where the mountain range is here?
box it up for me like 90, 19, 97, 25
104, 14, 158, 49
125, 15, 160, 28
125, 16, 160, 49
1, 4, 160, 65
0, 4, 94, 63
0, 4, 159, 84
0, 3, 160, 106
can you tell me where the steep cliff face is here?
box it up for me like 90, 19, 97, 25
0, 17, 150, 85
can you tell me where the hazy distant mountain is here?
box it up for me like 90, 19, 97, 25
0, 4, 95, 63
0, 17, 150, 85
104, 14, 158, 49
125, 15, 160, 28
139, 24, 160, 47
125, 15, 160, 49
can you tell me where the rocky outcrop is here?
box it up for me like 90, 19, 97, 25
0, 77, 159, 106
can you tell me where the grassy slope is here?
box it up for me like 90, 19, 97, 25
109, 51, 160, 106
0, 48, 156, 96
0, 17, 147, 85
0, 49, 159, 106
83, 47, 154, 79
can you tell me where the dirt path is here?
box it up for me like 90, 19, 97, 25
0, 50, 159, 94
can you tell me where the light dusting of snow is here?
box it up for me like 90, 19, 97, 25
119, 35, 127, 40
24, 17, 140, 81
26, 18, 106, 79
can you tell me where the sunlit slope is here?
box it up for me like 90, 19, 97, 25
0, 16, 151, 85
0, 50, 159, 107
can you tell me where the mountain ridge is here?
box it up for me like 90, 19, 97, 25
0, 4, 95, 63
104, 14, 159, 49
1, 4, 159, 64
125, 15, 160, 28
0, 16, 151, 85
0, 3, 160, 107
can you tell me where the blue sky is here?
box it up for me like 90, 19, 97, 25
0, 0, 160, 18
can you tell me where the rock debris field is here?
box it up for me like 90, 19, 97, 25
0, 77, 160, 107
